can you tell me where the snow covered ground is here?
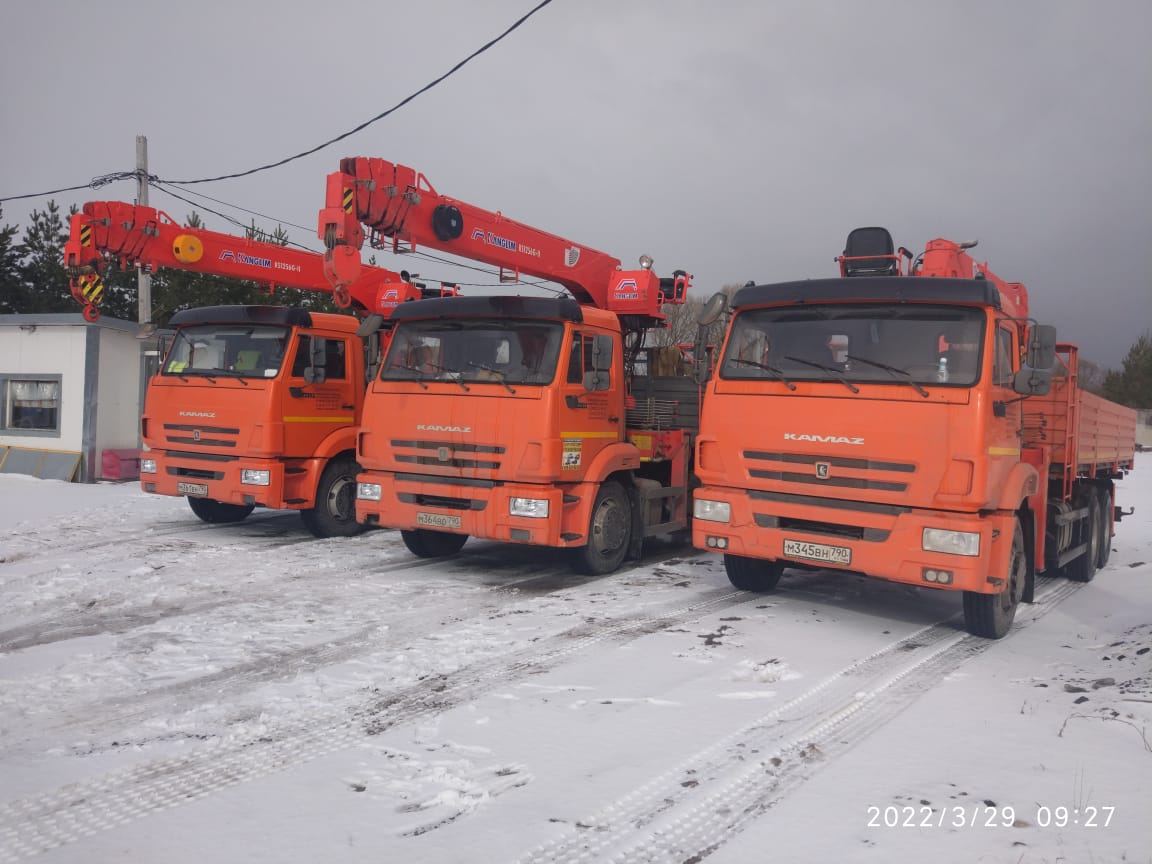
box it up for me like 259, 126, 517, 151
0, 460, 1148, 864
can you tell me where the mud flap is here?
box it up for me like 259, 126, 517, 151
1021, 513, 1036, 603
626, 483, 644, 562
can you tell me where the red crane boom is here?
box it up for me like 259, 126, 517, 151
64, 201, 422, 321
319, 157, 688, 323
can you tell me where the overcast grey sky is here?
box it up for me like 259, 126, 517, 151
2, 0, 1149, 369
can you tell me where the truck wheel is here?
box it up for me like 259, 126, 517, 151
574, 480, 631, 575
724, 555, 784, 592
962, 519, 1025, 639
1067, 497, 1100, 583
187, 497, 254, 524
401, 529, 468, 558
1096, 489, 1112, 569
301, 458, 365, 538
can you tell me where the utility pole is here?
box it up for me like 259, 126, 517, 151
135, 135, 152, 324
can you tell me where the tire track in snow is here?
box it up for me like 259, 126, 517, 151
0, 553, 452, 654
0, 515, 321, 605
0, 526, 644, 652
0, 553, 637, 750
0, 587, 746, 862
0, 510, 305, 563
0, 596, 239, 653
0, 540, 674, 755
509, 578, 1083, 864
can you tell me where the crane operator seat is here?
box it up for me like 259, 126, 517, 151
842, 227, 899, 277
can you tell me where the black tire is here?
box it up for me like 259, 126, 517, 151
301, 458, 365, 538
963, 518, 1026, 639
1096, 488, 1112, 569
724, 554, 785, 592
574, 480, 632, 575
1067, 496, 1100, 583
401, 529, 468, 558
187, 496, 254, 524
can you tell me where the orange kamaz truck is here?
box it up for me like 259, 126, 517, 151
691, 227, 1136, 637
64, 201, 452, 536
319, 157, 695, 572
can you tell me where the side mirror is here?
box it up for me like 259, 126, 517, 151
155, 335, 172, 377
1026, 325, 1057, 370
356, 313, 385, 339
1013, 366, 1052, 397
693, 292, 729, 384
697, 291, 728, 326
304, 336, 328, 384
583, 334, 613, 391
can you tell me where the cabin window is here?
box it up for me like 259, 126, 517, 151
2, 376, 61, 434
291, 336, 347, 380
381, 320, 563, 386
567, 333, 597, 384
164, 325, 291, 379
993, 326, 1015, 387
721, 304, 985, 387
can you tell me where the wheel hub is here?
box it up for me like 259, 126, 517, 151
594, 500, 627, 553
329, 477, 355, 519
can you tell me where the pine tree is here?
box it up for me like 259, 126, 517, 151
0, 205, 25, 314
18, 200, 75, 313
1102, 332, 1152, 408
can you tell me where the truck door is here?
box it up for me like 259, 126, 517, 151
988, 323, 1024, 486
284, 333, 358, 455
557, 330, 621, 479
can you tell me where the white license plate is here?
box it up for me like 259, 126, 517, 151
416, 512, 462, 530
783, 538, 851, 566
177, 482, 209, 497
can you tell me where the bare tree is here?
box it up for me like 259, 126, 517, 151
1078, 357, 1107, 395
652, 283, 745, 348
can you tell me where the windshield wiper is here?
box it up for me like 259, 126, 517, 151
213, 369, 249, 385
728, 357, 796, 390
468, 361, 516, 393
181, 371, 219, 383
425, 361, 472, 391
845, 354, 929, 398
784, 356, 860, 393
392, 363, 429, 389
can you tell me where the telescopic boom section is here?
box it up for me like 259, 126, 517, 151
319, 156, 689, 322
63, 200, 423, 322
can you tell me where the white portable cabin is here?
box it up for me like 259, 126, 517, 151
1137, 408, 1152, 452
0, 314, 152, 482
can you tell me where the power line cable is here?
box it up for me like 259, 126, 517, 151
0, 172, 139, 204
402, 249, 563, 294
151, 183, 352, 259
1, 0, 557, 205
152, 181, 316, 237
161, 0, 557, 185
148, 184, 254, 235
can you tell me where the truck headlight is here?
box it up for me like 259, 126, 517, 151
357, 482, 382, 501
693, 499, 731, 523
140, 458, 157, 474
510, 497, 549, 518
241, 469, 271, 486
922, 528, 981, 557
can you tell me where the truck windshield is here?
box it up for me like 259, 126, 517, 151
721, 304, 985, 388
162, 324, 291, 379
381, 319, 564, 386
